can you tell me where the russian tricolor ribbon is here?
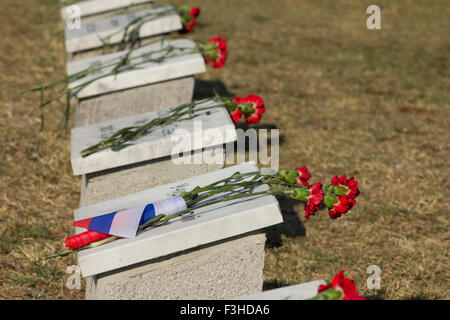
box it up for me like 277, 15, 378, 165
72, 196, 187, 238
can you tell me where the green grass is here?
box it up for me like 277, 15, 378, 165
0, 0, 449, 299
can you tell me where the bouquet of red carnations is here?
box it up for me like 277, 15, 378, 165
47, 166, 360, 258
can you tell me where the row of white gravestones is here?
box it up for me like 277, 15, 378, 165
61, 1, 322, 300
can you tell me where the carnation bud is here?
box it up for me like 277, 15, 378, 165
324, 194, 338, 209
197, 42, 219, 60
279, 169, 299, 184
310, 287, 343, 300
237, 102, 256, 117
286, 187, 310, 202
334, 186, 349, 196
223, 98, 238, 113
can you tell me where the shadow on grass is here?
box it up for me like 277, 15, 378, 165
263, 279, 291, 291
364, 289, 387, 300
235, 123, 286, 147
265, 197, 306, 248
193, 79, 235, 100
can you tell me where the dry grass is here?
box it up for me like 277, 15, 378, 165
0, 0, 449, 299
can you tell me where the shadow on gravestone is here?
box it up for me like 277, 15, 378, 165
193, 79, 235, 100
264, 197, 306, 248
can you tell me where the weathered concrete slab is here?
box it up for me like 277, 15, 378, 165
235, 280, 326, 300
74, 77, 195, 127
85, 231, 267, 300
64, 5, 181, 53
61, 0, 154, 20
67, 39, 205, 99
79, 149, 225, 207
75, 163, 283, 277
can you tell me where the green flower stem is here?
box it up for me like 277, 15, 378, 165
80, 101, 227, 157
46, 171, 290, 258
156, 190, 272, 225
26, 43, 199, 128
262, 178, 307, 189
42, 235, 118, 260
186, 179, 263, 197
99, 8, 178, 53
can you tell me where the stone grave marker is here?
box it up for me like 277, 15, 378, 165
235, 280, 326, 300
60, 0, 155, 22
64, 4, 181, 53
67, 39, 203, 99
74, 162, 283, 299
71, 100, 237, 175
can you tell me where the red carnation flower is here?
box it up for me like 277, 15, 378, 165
328, 195, 356, 219
243, 94, 265, 124
190, 7, 201, 18
185, 19, 196, 33
179, 18, 197, 33
304, 182, 324, 219
318, 270, 365, 300
205, 35, 227, 68
230, 94, 266, 124
229, 107, 243, 123
178, 5, 201, 33
296, 166, 311, 186
331, 175, 360, 199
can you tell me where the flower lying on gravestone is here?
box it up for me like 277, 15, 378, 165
310, 270, 365, 300
178, 5, 201, 33
23, 36, 228, 129
45, 167, 360, 258
79, 93, 264, 158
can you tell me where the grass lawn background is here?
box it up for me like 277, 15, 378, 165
0, 0, 448, 299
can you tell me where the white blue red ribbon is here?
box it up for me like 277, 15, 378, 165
73, 196, 187, 238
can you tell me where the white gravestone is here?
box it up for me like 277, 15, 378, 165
74, 162, 283, 279
71, 101, 236, 176
235, 280, 327, 300
64, 5, 182, 53
67, 38, 205, 99
61, 0, 154, 20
